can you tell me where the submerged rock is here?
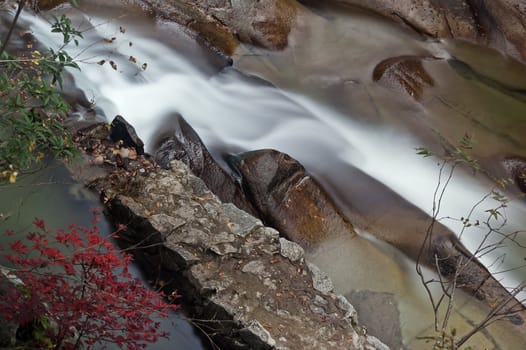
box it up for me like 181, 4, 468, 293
347, 291, 403, 350
373, 55, 437, 101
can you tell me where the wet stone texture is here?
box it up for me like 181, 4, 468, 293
105, 160, 389, 350
372, 55, 436, 102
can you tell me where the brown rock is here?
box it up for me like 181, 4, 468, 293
145, 0, 302, 54
373, 55, 436, 101
230, 149, 356, 247
233, 149, 526, 331
332, 0, 526, 62
35, 0, 67, 10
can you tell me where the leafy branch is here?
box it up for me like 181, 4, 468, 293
415, 133, 526, 349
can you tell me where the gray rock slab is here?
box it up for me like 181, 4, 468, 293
97, 156, 388, 350
347, 290, 403, 350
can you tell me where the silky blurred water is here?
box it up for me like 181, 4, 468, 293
7, 1, 526, 348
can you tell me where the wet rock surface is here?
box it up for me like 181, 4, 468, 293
141, 0, 303, 55
154, 114, 257, 216
148, 112, 526, 331
373, 55, 437, 101
347, 291, 403, 350
68, 117, 388, 350
231, 149, 357, 248
229, 149, 526, 333
502, 156, 526, 195
330, 0, 526, 62
36, 0, 526, 63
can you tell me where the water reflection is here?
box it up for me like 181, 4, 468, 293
0, 161, 207, 350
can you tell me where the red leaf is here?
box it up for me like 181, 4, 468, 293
9, 240, 29, 254
33, 218, 46, 230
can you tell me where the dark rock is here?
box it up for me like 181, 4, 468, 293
431, 232, 525, 321
0, 273, 21, 347
502, 156, 526, 194
153, 114, 258, 216
230, 149, 357, 247
109, 115, 145, 155
35, 0, 68, 10
448, 59, 526, 103
373, 55, 436, 101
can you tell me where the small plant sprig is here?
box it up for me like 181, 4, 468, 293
415, 133, 526, 349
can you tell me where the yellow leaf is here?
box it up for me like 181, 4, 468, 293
36, 152, 45, 161
9, 172, 18, 184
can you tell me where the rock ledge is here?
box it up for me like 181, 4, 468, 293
103, 160, 388, 349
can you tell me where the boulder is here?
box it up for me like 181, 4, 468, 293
232, 148, 526, 331
347, 291, 403, 350
153, 114, 258, 216
110, 115, 144, 155
143, 0, 303, 54
502, 156, 526, 194
332, 0, 526, 62
70, 114, 388, 349
104, 162, 388, 350
230, 149, 357, 247
373, 55, 437, 101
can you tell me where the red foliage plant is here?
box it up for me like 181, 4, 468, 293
0, 211, 178, 349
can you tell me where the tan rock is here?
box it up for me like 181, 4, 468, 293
331, 0, 526, 62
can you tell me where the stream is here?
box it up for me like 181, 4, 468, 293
4, 1, 526, 349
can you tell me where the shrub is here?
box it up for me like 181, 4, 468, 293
0, 211, 178, 349
0, 1, 80, 183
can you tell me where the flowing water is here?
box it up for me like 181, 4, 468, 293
6, 1, 526, 348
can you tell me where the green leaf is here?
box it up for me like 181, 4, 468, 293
415, 147, 433, 157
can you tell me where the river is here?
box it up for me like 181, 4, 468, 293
6, 0, 526, 348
